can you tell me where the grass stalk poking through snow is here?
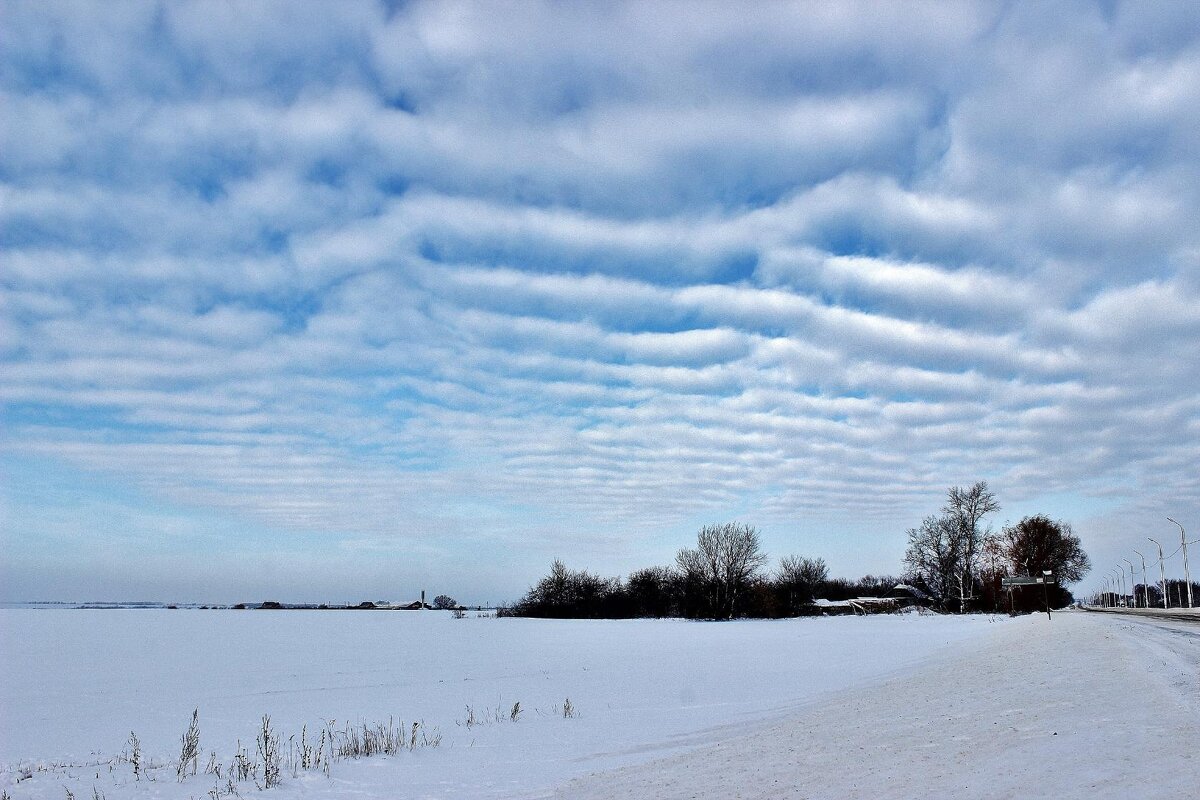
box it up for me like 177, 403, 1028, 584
256, 716, 281, 789
126, 732, 141, 781
231, 740, 256, 782
177, 709, 200, 781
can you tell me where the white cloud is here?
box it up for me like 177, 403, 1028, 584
2, 0, 1198, 600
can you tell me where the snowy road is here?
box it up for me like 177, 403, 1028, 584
550, 611, 1200, 800
1083, 605, 1200, 625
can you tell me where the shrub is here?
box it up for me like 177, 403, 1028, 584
509, 560, 629, 618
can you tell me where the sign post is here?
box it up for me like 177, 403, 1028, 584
1001, 572, 1057, 619
1041, 570, 1054, 619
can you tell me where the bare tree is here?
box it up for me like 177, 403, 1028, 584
903, 482, 1000, 612
903, 513, 962, 609
980, 532, 1006, 612
944, 481, 999, 613
776, 555, 828, 612
676, 522, 767, 619
431, 594, 458, 610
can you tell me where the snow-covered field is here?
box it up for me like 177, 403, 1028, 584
2, 609, 1195, 799
559, 611, 1200, 799
2, 609, 995, 798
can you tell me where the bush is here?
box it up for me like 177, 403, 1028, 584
626, 567, 678, 617
509, 560, 631, 619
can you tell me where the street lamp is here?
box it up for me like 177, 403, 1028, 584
1123, 559, 1135, 609
1167, 518, 1192, 609
1134, 549, 1149, 609
1148, 538, 1168, 609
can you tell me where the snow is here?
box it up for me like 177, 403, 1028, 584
1, 609, 1195, 798
555, 611, 1200, 799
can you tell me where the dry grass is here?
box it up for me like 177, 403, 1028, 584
177, 709, 201, 781
42, 694, 581, 796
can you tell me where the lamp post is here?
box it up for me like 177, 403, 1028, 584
1123, 559, 1135, 609
1149, 538, 1167, 609
1167, 518, 1192, 609
1134, 549, 1149, 609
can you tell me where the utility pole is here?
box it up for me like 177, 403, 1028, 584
1134, 549, 1149, 609
1123, 559, 1135, 609
1149, 538, 1167, 609
1167, 518, 1192, 609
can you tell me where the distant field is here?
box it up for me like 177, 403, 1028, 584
0, 609, 997, 799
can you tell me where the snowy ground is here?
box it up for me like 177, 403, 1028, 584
554, 611, 1200, 799
1, 609, 996, 798
1, 609, 1195, 799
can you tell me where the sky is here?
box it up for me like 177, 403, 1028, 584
1, 0, 1198, 605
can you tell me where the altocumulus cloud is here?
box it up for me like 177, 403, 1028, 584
1, 0, 1198, 602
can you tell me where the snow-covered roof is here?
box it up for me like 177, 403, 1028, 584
888, 584, 932, 599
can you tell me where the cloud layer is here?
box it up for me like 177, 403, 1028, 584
2, 1, 1198, 601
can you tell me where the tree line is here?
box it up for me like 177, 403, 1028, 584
503, 521, 901, 620
504, 481, 1090, 619
902, 481, 1089, 613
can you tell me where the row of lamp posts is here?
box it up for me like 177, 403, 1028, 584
1098, 517, 1193, 610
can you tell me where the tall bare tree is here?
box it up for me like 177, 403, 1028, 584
776, 555, 828, 612
676, 522, 767, 619
903, 482, 999, 612
903, 513, 962, 609
944, 481, 999, 613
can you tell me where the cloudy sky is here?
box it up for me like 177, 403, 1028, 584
2, 1, 1198, 604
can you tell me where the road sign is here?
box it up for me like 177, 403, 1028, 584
1002, 575, 1058, 586
1003, 574, 1058, 620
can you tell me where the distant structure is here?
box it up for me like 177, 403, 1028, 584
885, 584, 932, 604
